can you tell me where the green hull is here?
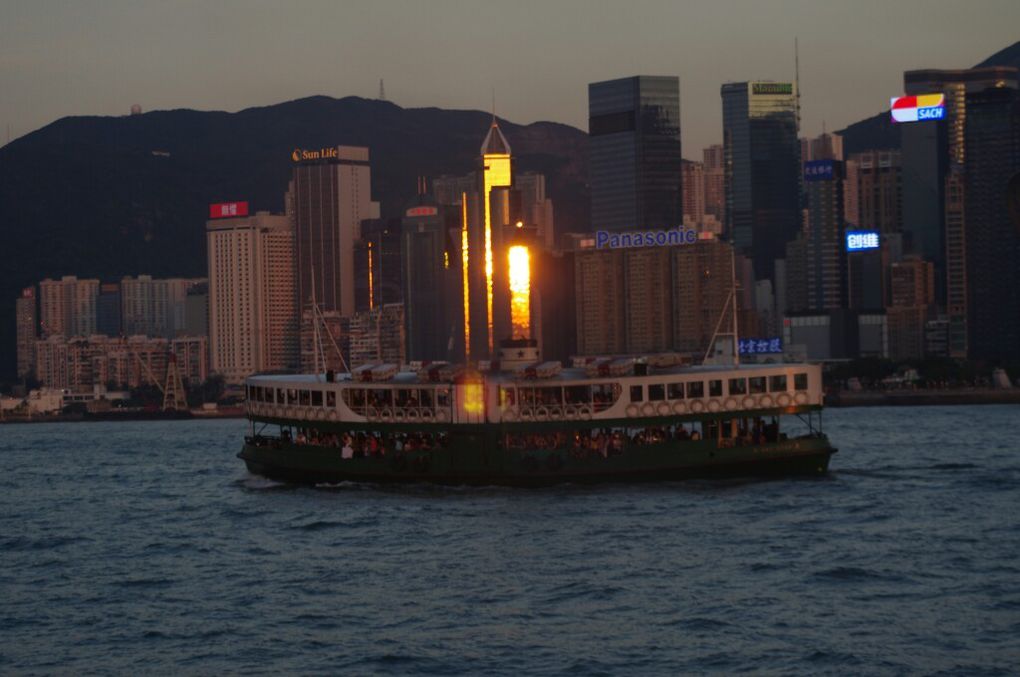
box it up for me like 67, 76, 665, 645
239, 434, 836, 487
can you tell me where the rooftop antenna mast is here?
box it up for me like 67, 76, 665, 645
379, 79, 386, 100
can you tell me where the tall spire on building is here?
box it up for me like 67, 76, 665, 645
480, 93, 511, 156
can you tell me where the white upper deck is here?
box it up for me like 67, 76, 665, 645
244, 361, 824, 427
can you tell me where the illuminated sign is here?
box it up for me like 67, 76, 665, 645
209, 201, 249, 219
596, 227, 697, 250
890, 94, 945, 123
752, 82, 793, 96
21, 287, 34, 299
291, 147, 340, 162
846, 230, 880, 251
739, 338, 782, 355
804, 160, 835, 182
405, 206, 439, 217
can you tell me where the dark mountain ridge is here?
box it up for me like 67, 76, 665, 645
0, 96, 588, 380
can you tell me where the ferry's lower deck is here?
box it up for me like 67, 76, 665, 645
238, 410, 836, 486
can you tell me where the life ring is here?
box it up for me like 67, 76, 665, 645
759, 395, 774, 408
724, 398, 738, 411
546, 454, 564, 472
522, 456, 540, 472
690, 400, 705, 413
626, 403, 640, 417
657, 402, 672, 416
548, 405, 563, 419
366, 406, 379, 420
328, 410, 338, 421
435, 408, 450, 422
673, 401, 688, 415
579, 405, 593, 420
742, 396, 756, 410
421, 409, 434, 421
776, 393, 791, 407
794, 392, 809, 405
503, 409, 517, 422
641, 402, 656, 417
563, 405, 577, 418
393, 409, 406, 422
708, 399, 721, 413
381, 407, 394, 422
406, 409, 419, 422
536, 406, 549, 421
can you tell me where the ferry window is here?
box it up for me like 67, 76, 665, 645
728, 378, 747, 395
630, 385, 644, 402
287, 389, 298, 404
709, 380, 723, 397
794, 373, 809, 391
667, 383, 684, 399
648, 384, 665, 401
395, 389, 411, 407
592, 383, 616, 410
686, 381, 704, 398
420, 389, 434, 407
769, 375, 787, 392
326, 391, 336, 408
436, 387, 450, 407
370, 389, 393, 407
537, 387, 562, 404
299, 390, 311, 406
749, 377, 766, 394
276, 388, 284, 404
565, 385, 589, 404
311, 390, 323, 407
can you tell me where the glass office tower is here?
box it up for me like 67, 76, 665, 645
589, 76, 682, 232
721, 81, 800, 283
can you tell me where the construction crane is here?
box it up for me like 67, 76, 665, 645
133, 350, 189, 411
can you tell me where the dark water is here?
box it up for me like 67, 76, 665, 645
2, 406, 1019, 675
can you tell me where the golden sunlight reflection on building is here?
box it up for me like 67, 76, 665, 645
508, 244, 531, 339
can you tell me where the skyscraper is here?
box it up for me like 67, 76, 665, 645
702, 144, 726, 224
721, 81, 800, 283
963, 84, 1020, 361
589, 76, 682, 232
850, 150, 903, 233
401, 202, 458, 361
900, 67, 1019, 303
206, 211, 298, 384
15, 287, 36, 380
289, 145, 381, 319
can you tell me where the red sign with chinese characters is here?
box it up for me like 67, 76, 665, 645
209, 201, 249, 219
405, 205, 439, 217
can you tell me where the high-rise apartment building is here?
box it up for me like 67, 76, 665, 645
573, 247, 625, 355
785, 160, 846, 313
589, 76, 682, 232
963, 84, 1020, 361
850, 150, 903, 233
349, 303, 405, 367
671, 237, 737, 355
703, 144, 726, 224
96, 283, 122, 336
681, 160, 706, 226
39, 276, 99, 338
887, 256, 935, 360
16, 287, 37, 379
121, 275, 204, 338
721, 81, 800, 283
206, 211, 298, 384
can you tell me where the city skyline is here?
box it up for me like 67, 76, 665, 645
2, 1, 1019, 157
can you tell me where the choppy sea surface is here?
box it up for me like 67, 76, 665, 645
1, 405, 1019, 675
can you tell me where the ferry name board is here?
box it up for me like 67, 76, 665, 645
846, 230, 880, 251
596, 227, 698, 250
739, 337, 782, 355
890, 94, 945, 123
209, 201, 249, 219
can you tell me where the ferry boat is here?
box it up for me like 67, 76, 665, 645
238, 345, 836, 486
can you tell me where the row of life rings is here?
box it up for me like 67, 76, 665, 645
510, 405, 594, 422
622, 392, 807, 417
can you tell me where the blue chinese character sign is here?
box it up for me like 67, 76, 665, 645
846, 230, 880, 251
739, 337, 783, 355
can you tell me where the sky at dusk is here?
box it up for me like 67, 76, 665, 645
2, 0, 1019, 156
